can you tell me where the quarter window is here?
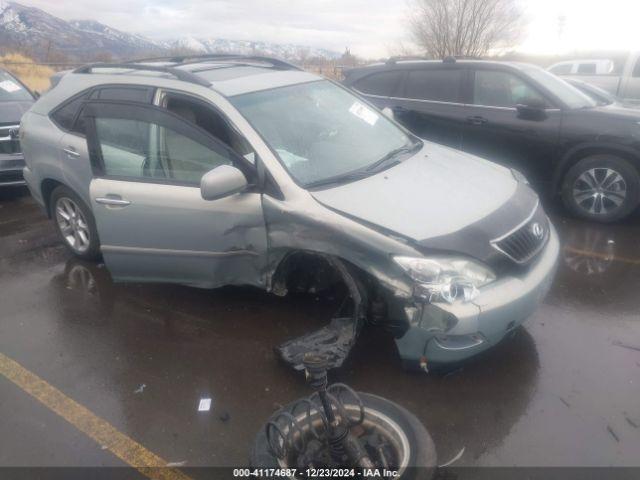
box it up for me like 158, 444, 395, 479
95, 117, 233, 183
354, 71, 404, 96
403, 69, 462, 103
473, 70, 547, 108
51, 92, 91, 133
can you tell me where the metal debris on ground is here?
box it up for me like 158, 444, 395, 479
606, 425, 620, 443
439, 447, 465, 467
133, 384, 146, 394
198, 398, 212, 412
612, 340, 640, 352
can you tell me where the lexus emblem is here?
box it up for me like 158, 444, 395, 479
530, 222, 544, 240
8, 128, 19, 139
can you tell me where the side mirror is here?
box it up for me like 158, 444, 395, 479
381, 107, 395, 120
200, 165, 248, 201
516, 99, 547, 120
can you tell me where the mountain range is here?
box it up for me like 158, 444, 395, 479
0, 1, 340, 62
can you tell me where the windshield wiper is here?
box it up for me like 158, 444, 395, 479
304, 140, 422, 190
366, 140, 422, 173
304, 170, 371, 190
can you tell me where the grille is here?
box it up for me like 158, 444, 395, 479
0, 171, 24, 184
491, 212, 549, 265
0, 124, 21, 155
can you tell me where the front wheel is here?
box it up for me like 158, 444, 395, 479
561, 154, 640, 222
51, 186, 101, 260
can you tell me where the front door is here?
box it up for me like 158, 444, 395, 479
81, 101, 267, 288
462, 68, 561, 187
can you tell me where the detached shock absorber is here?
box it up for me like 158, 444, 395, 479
303, 353, 375, 469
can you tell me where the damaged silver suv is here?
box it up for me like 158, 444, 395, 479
21, 55, 559, 371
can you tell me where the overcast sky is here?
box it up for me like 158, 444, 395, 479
14, 0, 640, 58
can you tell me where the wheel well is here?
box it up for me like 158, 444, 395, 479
40, 178, 65, 218
271, 251, 380, 304
554, 147, 640, 193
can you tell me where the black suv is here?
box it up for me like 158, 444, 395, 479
0, 68, 36, 187
343, 58, 640, 222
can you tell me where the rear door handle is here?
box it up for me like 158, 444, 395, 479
466, 115, 488, 125
392, 106, 410, 114
63, 147, 80, 158
95, 197, 131, 207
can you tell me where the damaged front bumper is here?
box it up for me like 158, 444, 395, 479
395, 224, 560, 369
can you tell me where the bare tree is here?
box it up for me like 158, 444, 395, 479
409, 0, 525, 59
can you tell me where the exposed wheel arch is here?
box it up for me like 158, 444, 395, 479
41, 178, 67, 218
553, 144, 640, 194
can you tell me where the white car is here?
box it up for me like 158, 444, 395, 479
548, 53, 640, 105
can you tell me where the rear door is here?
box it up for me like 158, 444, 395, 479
461, 67, 561, 185
390, 65, 468, 148
80, 101, 267, 288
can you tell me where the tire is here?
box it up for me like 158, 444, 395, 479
561, 154, 640, 222
50, 186, 101, 260
250, 393, 437, 479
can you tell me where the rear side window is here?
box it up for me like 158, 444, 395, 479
354, 71, 404, 96
577, 63, 596, 74
550, 64, 572, 75
403, 69, 462, 103
50, 91, 91, 133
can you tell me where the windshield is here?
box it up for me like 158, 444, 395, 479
0, 71, 33, 102
232, 80, 414, 187
522, 65, 596, 109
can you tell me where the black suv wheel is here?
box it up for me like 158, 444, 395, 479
561, 154, 640, 222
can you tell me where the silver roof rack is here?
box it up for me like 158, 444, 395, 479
72, 63, 212, 87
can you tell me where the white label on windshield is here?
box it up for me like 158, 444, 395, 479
0, 80, 21, 93
349, 102, 379, 126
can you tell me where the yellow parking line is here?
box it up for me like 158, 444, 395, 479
563, 246, 640, 266
0, 352, 192, 480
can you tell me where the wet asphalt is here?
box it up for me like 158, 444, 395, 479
0, 187, 639, 469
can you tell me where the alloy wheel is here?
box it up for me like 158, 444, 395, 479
572, 167, 627, 215
55, 197, 91, 253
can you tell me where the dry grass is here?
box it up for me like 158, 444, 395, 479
0, 53, 55, 93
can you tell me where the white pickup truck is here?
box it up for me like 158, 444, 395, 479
548, 52, 640, 104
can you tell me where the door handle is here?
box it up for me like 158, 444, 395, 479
63, 147, 80, 158
392, 106, 410, 114
466, 115, 488, 125
95, 197, 131, 207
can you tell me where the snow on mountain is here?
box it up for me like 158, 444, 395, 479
0, 1, 340, 62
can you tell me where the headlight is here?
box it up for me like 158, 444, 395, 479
511, 168, 529, 185
393, 256, 496, 304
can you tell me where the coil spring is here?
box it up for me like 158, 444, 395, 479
265, 383, 365, 461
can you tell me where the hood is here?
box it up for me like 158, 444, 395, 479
586, 103, 640, 120
0, 101, 33, 124
311, 142, 540, 264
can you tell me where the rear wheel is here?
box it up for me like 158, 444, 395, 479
51, 186, 101, 260
561, 154, 640, 222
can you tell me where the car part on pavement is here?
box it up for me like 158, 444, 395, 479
250, 353, 437, 478
275, 255, 368, 371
